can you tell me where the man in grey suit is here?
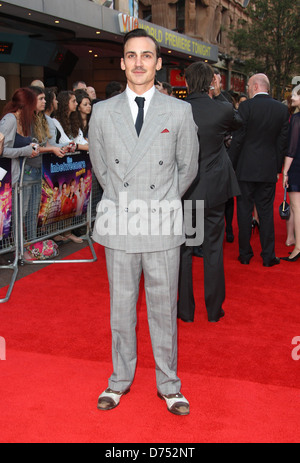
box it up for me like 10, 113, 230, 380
88, 29, 199, 415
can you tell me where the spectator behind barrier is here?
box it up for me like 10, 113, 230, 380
0, 87, 39, 185
52, 91, 89, 152
21, 86, 65, 241
75, 90, 92, 140
44, 88, 71, 151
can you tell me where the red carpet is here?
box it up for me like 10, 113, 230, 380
0, 178, 300, 443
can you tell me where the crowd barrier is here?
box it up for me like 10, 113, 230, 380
0, 151, 103, 302
0, 183, 19, 303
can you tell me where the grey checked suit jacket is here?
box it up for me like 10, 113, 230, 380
88, 89, 199, 253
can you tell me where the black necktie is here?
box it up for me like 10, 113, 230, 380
135, 96, 145, 136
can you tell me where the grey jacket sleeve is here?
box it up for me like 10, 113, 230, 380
0, 113, 32, 159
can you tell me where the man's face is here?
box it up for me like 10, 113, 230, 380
121, 36, 162, 94
87, 87, 96, 100
77, 82, 87, 91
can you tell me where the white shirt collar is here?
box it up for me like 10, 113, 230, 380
253, 92, 269, 97
126, 85, 155, 122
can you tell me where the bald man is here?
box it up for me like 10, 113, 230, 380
229, 73, 289, 267
30, 79, 44, 88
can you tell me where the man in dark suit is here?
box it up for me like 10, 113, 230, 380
177, 62, 242, 323
229, 73, 290, 266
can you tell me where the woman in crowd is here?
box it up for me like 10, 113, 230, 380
281, 84, 300, 262
22, 86, 65, 241
284, 93, 299, 247
44, 88, 64, 147
0, 87, 39, 185
52, 91, 89, 151
75, 90, 92, 140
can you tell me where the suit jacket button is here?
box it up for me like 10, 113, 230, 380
115, 159, 119, 163
124, 182, 129, 187
124, 207, 128, 212
159, 161, 163, 165
150, 184, 155, 189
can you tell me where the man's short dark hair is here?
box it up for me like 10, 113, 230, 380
105, 81, 123, 99
185, 62, 214, 94
162, 82, 173, 95
123, 28, 161, 59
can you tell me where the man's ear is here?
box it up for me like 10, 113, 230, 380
156, 57, 162, 72
120, 58, 125, 71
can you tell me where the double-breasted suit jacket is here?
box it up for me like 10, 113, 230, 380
88, 89, 199, 252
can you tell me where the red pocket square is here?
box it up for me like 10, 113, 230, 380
161, 128, 169, 133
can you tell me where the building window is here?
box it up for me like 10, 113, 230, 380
176, 0, 185, 33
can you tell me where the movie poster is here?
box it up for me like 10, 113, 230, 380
38, 152, 92, 228
0, 158, 12, 241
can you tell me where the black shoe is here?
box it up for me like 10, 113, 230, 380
238, 255, 251, 265
177, 315, 194, 323
208, 308, 225, 323
226, 232, 234, 243
263, 257, 280, 267
280, 252, 300, 262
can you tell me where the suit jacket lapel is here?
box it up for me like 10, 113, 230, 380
110, 93, 137, 158
109, 91, 169, 178
124, 91, 169, 178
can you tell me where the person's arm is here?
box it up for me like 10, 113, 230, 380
39, 143, 65, 158
282, 156, 293, 188
228, 101, 249, 170
176, 102, 199, 198
73, 129, 89, 151
88, 104, 107, 189
0, 132, 4, 155
45, 115, 69, 149
0, 114, 37, 159
282, 115, 300, 188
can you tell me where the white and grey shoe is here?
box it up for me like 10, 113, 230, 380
97, 387, 130, 410
157, 391, 190, 415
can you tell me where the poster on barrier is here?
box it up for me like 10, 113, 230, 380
0, 158, 12, 241
38, 152, 92, 227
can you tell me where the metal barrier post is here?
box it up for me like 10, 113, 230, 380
0, 183, 19, 303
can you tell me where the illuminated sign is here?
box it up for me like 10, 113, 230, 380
170, 69, 186, 87
0, 42, 13, 55
118, 14, 217, 62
